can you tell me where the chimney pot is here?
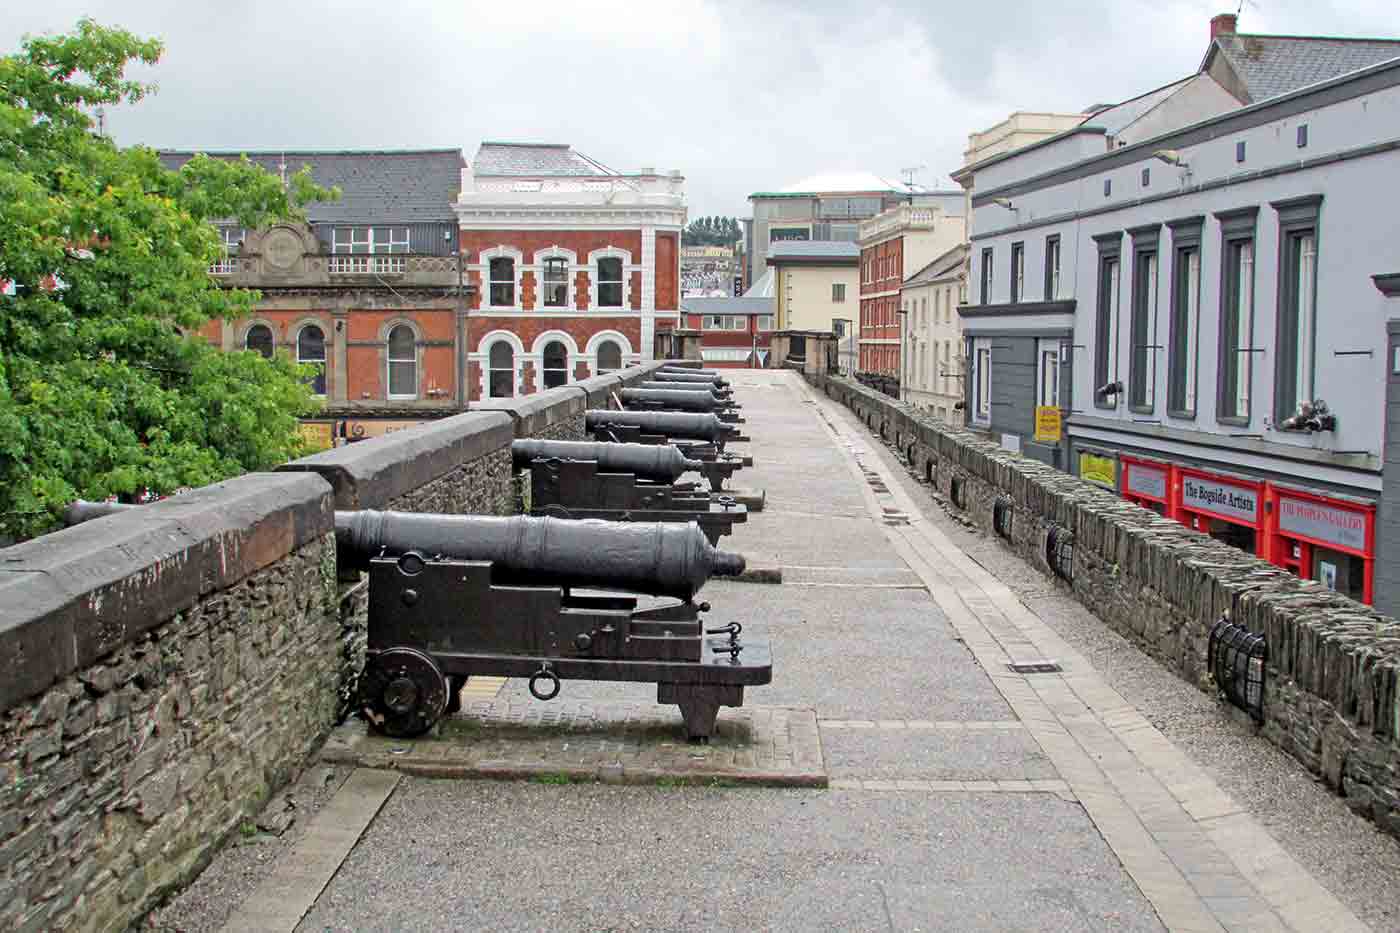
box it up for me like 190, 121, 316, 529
1211, 13, 1237, 39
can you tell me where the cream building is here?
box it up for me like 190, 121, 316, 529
766, 241, 860, 369
901, 244, 969, 421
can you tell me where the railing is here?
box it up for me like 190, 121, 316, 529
209, 258, 240, 275
328, 255, 407, 276
858, 205, 943, 241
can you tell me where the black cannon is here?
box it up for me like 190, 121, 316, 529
619, 388, 744, 423
584, 411, 752, 491
636, 381, 733, 400
653, 370, 730, 389
340, 510, 769, 740
659, 365, 726, 378
510, 440, 746, 543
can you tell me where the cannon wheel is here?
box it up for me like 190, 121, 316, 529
359, 647, 449, 738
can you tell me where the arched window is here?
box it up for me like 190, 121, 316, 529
489, 256, 515, 307
387, 325, 416, 399
297, 324, 326, 396
596, 340, 622, 374
489, 342, 515, 398
597, 257, 624, 307
542, 340, 568, 389
245, 323, 274, 359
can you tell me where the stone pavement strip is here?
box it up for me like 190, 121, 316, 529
220, 768, 400, 933
320, 697, 827, 788
797, 372, 1371, 933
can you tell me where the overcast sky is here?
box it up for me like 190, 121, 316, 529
4, 1, 1393, 217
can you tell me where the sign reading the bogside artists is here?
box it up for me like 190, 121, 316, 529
1033, 406, 1062, 443
1180, 474, 1258, 524
1079, 452, 1116, 488
1278, 496, 1368, 552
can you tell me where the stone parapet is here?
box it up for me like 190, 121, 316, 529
813, 372, 1400, 840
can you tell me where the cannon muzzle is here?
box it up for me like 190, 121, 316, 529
335, 510, 744, 600
64, 500, 139, 526
511, 440, 704, 481
585, 410, 739, 444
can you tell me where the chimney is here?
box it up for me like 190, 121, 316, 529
1210, 13, 1237, 39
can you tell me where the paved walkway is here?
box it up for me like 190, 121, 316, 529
154, 370, 1396, 933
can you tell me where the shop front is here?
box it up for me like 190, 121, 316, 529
1120, 455, 1170, 516
1174, 466, 1266, 558
1266, 486, 1375, 604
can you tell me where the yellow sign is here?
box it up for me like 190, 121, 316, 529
297, 422, 334, 453
1079, 452, 1117, 488
1034, 406, 1062, 443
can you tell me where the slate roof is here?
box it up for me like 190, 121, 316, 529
904, 243, 969, 289
157, 149, 463, 223
766, 241, 860, 261
1208, 34, 1400, 102
743, 269, 775, 299
1082, 76, 1196, 135
681, 296, 774, 316
473, 142, 615, 177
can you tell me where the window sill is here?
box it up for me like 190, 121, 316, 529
1128, 404, 1155, 415
1217, 415, 1251, 427
1167, 409, 1197, 421
387, 395, 418, 401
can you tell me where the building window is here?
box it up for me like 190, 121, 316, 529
244, 323, 274, 359
489, 257, 516, 307
1010, 242, 1025, 303
597, 257, 624, 307
1044, 235, 1061, 301
1235, 141, 1247, 163
1129, 228, 1159, 412
297, 324, 327, 396
1093, 234, 1122, 409
1104, 178, 1112, 197
332, 227, 409, 254
980, 248, 993, 304
1167, 218, 1203, 416
1141, 167, 1150, 188
596, 340, 623, 374
1037, 339, 1060, 408
757, 314, 775, 331
833, 283, 846, 303
1274, 196, 1321, 422
488, 342, 515, 397
211, 226, 244, 274
542, 258, 569, 307
1217, 208, 1258, 422
387, 324, 417, 399
973, 338, 992, 424
541, 340, 569, 389
1297, 125, 1309, 148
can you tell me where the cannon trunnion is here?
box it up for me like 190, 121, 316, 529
348, 511, 770, 742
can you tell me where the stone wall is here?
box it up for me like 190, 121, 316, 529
0, 362, 667, 932
812, 372, 1400, 840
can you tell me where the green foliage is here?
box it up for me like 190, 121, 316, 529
682, 215, 742, 247
0, 20, 335, 540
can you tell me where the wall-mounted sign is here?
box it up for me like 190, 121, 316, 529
1001, 433, 1021, 453
769, 227, 811, 242
1079, 452, 1116, 488
1278, 496, 1368, 551
341, 419, 427, 443
1124, 462, 1167, 500
1033, 406, 1062, 442
1181, 474, 1258, 524
297, 421, 334, 452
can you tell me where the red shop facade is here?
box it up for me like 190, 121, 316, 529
1117, 454, 1374, 605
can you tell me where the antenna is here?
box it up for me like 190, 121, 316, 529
279, 151, 288, 187
900, 164, 927, 189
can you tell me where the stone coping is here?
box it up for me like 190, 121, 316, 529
279, 410, 513, 509
468, 363, 665, 434
0, 472, 333, 710
321, 699, 826, 788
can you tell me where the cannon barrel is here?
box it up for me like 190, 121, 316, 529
64, 500, 139, 525
654, 371, 730, 389
335, 510, 743, 600
511, 440, 704, 481
619, 388, 738, 414
585, 410, 738, 443
659, 365, 726, 378
636, 381, 732, 399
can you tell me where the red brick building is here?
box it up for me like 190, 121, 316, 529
455, 142, 686, 397
858, 235, 904, 377
678, 296, 776, 368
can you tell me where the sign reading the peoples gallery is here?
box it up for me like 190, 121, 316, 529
1278, 496, 1367, 551
1181, 475, 1258, 524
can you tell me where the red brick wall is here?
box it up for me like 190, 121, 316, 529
461, 230, 645, 312
655, 233, 678, 310
466, 316, 640, 400
858, 235, 905, 376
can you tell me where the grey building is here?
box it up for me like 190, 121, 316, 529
955, 28, 1400, 611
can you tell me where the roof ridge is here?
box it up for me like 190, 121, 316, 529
158, 148, 462, 156
1226, 32, 1400, 44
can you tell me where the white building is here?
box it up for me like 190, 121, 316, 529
901, 244, 968, 420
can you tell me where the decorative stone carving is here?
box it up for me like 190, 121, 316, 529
263, 227, 304, 271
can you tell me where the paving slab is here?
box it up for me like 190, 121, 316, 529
821, 724, 1059, 781
319, 699, 826, 788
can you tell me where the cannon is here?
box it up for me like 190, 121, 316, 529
512, 440, 746, 543
637, 381, 733, 400
584, 411, 752, 491
619, 388, 744, 423
653, 371, 730, 390
340, 510, 770, 740
659, 364, 726, 378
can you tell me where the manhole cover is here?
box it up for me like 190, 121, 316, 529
1007, 661, 1062, 674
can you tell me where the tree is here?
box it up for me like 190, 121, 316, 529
0, 20, 334, 541
683, 215, 742, 247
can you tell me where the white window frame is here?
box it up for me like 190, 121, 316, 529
973, 338, 992, 425
1037, 339, 1061, 408
296, 323, 327, 397
386, 324, 417, 400
832, 282, 846, 303
488, 255, 517, 308
487, 341, 516, 398
332, 227, 410, 254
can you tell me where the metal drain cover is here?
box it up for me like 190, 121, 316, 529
1007, 661, 1062, 675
